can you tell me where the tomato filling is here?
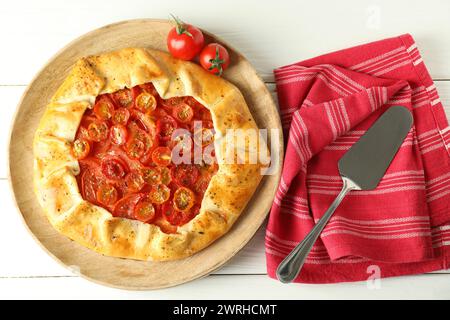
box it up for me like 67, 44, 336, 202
73, 83, 217, 233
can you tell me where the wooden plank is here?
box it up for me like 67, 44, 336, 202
1, 273, 450, 299
1, 0, 450, 84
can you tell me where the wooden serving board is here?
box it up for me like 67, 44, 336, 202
8, 19, 283, 290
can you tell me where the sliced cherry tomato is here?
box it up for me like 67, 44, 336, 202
134, 199, 156, 223
113, 194, 143, 218
167, 16, 204, 60
141, 167, 161, 185
173, 103, 194, 123
139, 83, 159, 96
87, 120, 109, 142
149, 184, 171, 204
194, 127, 214, 147
160, 167, 172, 185
156, 115, 178, 140
194, 175, 211, 195
93, 96, 115, 120
161, 202, 183, 225
199, 43, 230, 76
173, 187, 195, 212
96, 183, 118, 206
135, 92, 157, 113
171, 164, 200, 187
112, 108, 130, 126
125, 138, 146, 159
71, 139, 90, 160
112, 88, 133, 108
161, 97, 184, 109
124, 171, 145, 193
101, 157, 127, 180
131, 110, 157, 134
110, 124, 128, 145
81, 168, 102, 204
152, 146, 172, 167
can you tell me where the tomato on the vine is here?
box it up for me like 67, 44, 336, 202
167, 15, 204, 61
199, 43, 230, 76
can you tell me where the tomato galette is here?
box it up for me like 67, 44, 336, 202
33, 48, 266, 261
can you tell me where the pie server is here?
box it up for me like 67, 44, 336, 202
276, 106, 414, 284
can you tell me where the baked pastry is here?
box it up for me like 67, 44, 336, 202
33, 48, 266, 261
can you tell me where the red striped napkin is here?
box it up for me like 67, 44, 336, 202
266, 34, 450, 283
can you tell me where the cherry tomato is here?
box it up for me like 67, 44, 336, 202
171, 164, 200, 187
173, 187, 195, 212
135, 92, 157, 113
161, 97, 184, 109
72, 139, 90, 160
194, 175, 211, 195
96, 183, 118, 206
113, 194, 143, 218
87, 120, 109, 142
160, 167, 172, 185
93, 96, 115, 120
112, 88, 133, 108
173, 103, 194, 123
199, 43, 230, 76
156, 115, 178, 140
126, 138, 146, 159
149, 184, 171, 204
167, 16, 204, 60
110, 124, 128, 145
81, 168, 103, 204
134, 199, 156, 223
152, 146, 172, 167
141, 167, 161, 185
101, 157, 127, 180
194, 127, 214, 147
161, 202, 183, 225
124, 171, 145, 193
112, 108, 130, 126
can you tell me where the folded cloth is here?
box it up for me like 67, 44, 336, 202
266, 34, 450, 283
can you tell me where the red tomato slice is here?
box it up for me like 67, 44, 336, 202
156, 115, 178, 141
135, 91, 157, 113
81, 168, 103, 204
161, 202, 183, 225
112, 108, 130, 126
113, 194, 144, 218
96, 183, 118, 207
160, 167, 172, 185
101, 157, 127, 180
171, 164, 200, 187
194, 127, 214, 147
112, 88, 133, 108
194, 175, 211, 195
125, 138, 145, 159
134, 199, 156, 223
93, 95, 115, 120
71, 139, 91, 160
139, 83, 159, 96
152, 146, 172, 167
172, 103, 194, 123
149, 184, 171, 204
173, 187, 195, 212
161, 97, 185, 109
110, 124, 128, 145
124, 171, 145, 193
141, 167, 161, 185
87, 120, 109, 142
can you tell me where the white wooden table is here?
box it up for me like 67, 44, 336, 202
2, 0, 450, 299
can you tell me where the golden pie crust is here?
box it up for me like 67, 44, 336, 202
33, 48, 266, 261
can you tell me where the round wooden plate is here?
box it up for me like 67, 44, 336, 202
8, 19, 283, 290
